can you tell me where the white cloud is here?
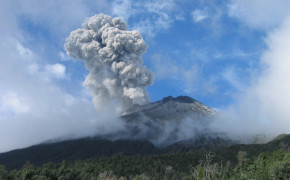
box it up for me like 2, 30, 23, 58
15, 41, 34, 60
112, 0, 181, 37
151, 53, 217, 95
112, 0, 135, 21
222, 67, 247, 92
45, 63, 66, 79
131, 19, 156, 38
15, 0, 89, 36
27, 64, 39, 75
58, 51, 71, 61
213, 14, 290, 140
191, 9, 208, 23
187, 2, 227, 37
0, 37, 124, 153
0, 1, 123, 152
175, 14, 185, 21
0, 0, 111, 39
228, 0, 290, 30
0, 93, 30, 117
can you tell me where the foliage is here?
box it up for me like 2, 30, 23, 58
1, 134, 289, 179
0, 148, 289, 180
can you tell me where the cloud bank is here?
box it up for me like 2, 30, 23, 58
211, 1, 290, 141
0, 36, 124, 153
229, 0, 290, 30
112, 0, 182, 37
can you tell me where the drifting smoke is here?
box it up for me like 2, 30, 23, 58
65, 14, 154, 110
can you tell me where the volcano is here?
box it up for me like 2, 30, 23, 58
0, 96, 232, 169
121, 95, 217, 120
118, 96, 219, 146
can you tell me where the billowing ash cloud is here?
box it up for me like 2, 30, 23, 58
65, 14, 154, 110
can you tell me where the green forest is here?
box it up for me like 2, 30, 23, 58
0, 148, 289, 179
0, 134, 289, 180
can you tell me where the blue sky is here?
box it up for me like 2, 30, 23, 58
6, 0, 266, 107
1, 0, 290, 152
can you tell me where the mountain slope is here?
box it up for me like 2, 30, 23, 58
121, 96, 217, 122
0, 138, 160, 170
0, 96, 228, 170
0, 134, 289, 170
119, 96, 219, 145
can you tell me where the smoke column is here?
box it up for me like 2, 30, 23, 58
64, 14, 227, 146
65, 14, 154, 110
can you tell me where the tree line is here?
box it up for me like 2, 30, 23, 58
0, 148, 289, 180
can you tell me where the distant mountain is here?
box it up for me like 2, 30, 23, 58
0, 96, 229, 169
119, 96, 219, 145
121, 95, 217, 121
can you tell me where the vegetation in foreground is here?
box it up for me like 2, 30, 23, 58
0, 148, 289, 180
0, 134, 289, 179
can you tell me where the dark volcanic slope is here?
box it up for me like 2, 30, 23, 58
0, 134, 289, 170
0, 138, 159, 170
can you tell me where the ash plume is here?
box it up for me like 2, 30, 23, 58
65, 14, 154, 110
64, 14, 230, 148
